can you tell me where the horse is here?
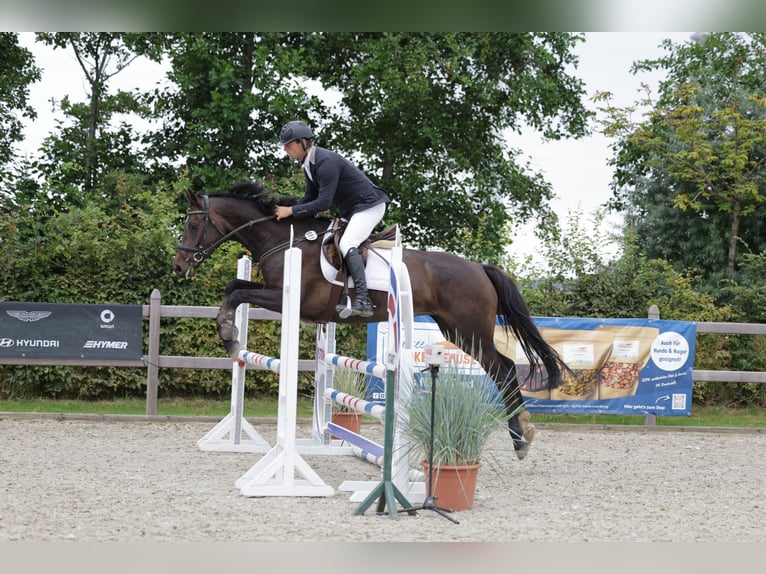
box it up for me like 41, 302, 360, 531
172, 181, 566, 460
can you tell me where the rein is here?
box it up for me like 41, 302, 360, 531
256, 228, 332, 269
176, 194, 332, 270
176, 195, 275, 265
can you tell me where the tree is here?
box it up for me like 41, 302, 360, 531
295, 33, 592, 261
144, 33, 319, 191
34, 33, 164, 195
620, 175, 766, 290
0, 33, 41, 181
519, 222, 733, 321
140, 33, 591, 260
595, 33, 766, 273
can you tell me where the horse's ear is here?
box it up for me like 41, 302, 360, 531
185, 189, 199, 206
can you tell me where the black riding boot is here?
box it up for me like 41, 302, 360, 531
339, 247, 373, 318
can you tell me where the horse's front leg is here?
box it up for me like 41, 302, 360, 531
215, 280, 284, 359
223, 279, 260, 297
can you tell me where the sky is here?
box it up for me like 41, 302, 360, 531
504, 32, 695, 262
17, 32, 696, 261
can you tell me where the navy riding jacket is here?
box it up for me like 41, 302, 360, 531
290, 146, 390, 220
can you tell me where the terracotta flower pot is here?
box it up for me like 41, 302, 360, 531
421, 461, 482, 511
331, 411, 361, 438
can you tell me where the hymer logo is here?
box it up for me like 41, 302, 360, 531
83, 341, 128, 350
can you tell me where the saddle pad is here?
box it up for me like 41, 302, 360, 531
320, 245, 393, 293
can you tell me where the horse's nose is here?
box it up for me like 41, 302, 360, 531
171, 255, 188, 278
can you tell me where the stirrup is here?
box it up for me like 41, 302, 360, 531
336, 295, 353, 319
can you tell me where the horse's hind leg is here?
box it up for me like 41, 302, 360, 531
479, 346, 536, 460
496, 356, 535, 460
432, 315, 533, 460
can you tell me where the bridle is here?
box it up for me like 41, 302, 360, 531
175, 194, 275, 268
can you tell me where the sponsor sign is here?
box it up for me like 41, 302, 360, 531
494, 317, 696, 416
366, 316, 500, 404
368, 316, 696, 417
0, 302, 143, 360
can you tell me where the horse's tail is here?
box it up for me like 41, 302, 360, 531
483, 264, 567, 388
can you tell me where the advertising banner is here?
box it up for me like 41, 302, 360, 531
0, 302, 143, 360
494, 317, 696, 416
366, 316, 501, 404
368, 316, 696, 417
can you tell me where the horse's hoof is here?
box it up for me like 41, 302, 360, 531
514, 439, 531, 461
217, 321, 238, 342
519, 410, 535, 444
223, 339, 241, 360
523, 423, 536, 444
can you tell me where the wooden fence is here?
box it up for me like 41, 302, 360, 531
1, 297, 763, 416
0, 289, 315, 415
648, 304, 766, 385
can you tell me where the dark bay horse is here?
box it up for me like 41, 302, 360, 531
172, 182, 565, 459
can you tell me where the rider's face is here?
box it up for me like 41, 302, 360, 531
284, 140, 306, 162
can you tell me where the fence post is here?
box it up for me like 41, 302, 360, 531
146, 289, 161, 416
644, 304, 661, 426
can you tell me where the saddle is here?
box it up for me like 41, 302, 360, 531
321, 219, 399, 269
318, 219, 399, 322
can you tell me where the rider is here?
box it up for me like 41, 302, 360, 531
274, 120, 390, 318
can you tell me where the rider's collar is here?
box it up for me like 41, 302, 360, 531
303, 145, 316, 180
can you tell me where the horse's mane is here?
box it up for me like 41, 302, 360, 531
210, 181, 300, 214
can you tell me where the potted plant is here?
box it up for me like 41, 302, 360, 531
329, 368, 367, 437
401, 353, 516, 511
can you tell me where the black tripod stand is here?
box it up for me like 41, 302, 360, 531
407, 357, 459, 524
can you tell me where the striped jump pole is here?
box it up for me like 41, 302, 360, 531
237, 350, 281, 374
324, 423, 384, 460
350, 445, 384, 467
314, 335, 415, 489
323, 384, 423, 481
325, 353, 386, 380
324, 388, 386, 419
323, 386, 388, 469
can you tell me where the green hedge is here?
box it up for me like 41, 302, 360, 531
0, 172, 366, 399
1, 171, 762, 406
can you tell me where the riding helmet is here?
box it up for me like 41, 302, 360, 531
279, 121, 314, 146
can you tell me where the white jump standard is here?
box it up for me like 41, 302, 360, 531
236, 245, 334, 497
197, 256, 271, 453
214, 227, 419, 515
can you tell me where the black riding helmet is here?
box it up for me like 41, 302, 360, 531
279, 120, 314, 146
